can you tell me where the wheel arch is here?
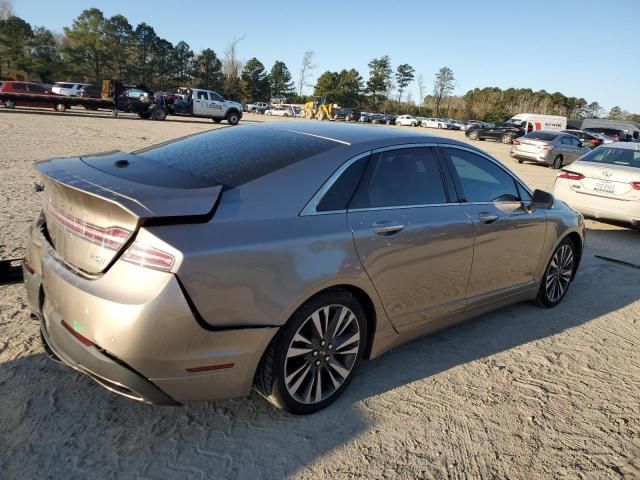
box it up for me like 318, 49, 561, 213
564, 231, 583, 279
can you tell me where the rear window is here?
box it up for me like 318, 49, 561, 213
132, 127, 340, 188
585, 128, 624, 137
579, 147, 640, 168
525, 131, 558, 141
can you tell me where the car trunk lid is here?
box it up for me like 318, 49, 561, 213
37, 151, 222, 274
562, 161, 640, 200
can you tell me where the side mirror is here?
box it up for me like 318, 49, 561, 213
531, 189, 554, 209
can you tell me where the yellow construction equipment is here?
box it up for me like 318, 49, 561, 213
304, 97, 335, 121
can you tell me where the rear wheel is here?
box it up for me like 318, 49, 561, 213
4, 99, 16, 109
55, 103, 67, 112
151, 107, 167, 121
317, 109, 327, 121
552, 156, 563, 169
226, 111, 240, 125
535, 238, 576, 308
517, 158, 524, 164
305, 110, 313, 120
255, 290, 367, 414
501, 134, 513, 144
468, 130, 479, 140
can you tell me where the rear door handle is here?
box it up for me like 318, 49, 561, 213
372, 221, 405, 235
478, 213, 499, 224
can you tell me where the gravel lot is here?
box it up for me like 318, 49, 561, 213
1, 108, 639, 480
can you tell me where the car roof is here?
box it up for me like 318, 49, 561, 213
600, 142, 640, 151
236, 120, 473, 148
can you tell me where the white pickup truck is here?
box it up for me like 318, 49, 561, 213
156, 88, 244, 125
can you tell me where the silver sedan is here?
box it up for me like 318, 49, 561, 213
24, 122, 585, 414
510, 130, 591, 169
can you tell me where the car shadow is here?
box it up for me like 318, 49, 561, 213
1, 232, 639, 479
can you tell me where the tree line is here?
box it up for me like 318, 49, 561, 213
0, 2, 637, 122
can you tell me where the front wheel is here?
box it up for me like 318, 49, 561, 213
226, 111, 240, 125
501, 134, 513, 144
55, 103, 67, 112
4, 99, 16, 109
535, 238, 576, 308
468, 130, 479, 140
254, 290, 367, 414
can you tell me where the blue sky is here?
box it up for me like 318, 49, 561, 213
14, 0, 640, 112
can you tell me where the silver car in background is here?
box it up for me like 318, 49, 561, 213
24, 122, 585, 414
554, 142, 640, 227
510, 131, 591, 169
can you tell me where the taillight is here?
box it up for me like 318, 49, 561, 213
558, 170, 585, 180
122, 242, 175, 271
48, 204, 131, 250
591, 139, 600, 144
542, 145, 553, 151
631, 182, 640, 190
512, 139, 520, 145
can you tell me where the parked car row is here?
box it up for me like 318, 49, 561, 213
264, 104, 303, 117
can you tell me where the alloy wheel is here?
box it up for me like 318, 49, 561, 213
284, 304, 360, 404
545, 244, 574, 303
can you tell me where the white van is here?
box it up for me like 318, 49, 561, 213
506, 113, 567, 132
52, 82, 92, 97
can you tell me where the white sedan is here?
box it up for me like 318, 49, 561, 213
395, 115, 419, 127
553, 143, 640, 226
265, 105, 299, 117
420, 118, 440, 128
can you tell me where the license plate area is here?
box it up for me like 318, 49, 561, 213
594, 182, 616, 194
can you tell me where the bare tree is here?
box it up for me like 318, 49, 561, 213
417, 73, 424, 105
433, 66, 455, 116
0, 0, 13, 19
222, 35, 245, 98
297, 50, 315, 97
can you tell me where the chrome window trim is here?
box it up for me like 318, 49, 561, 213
300, 151, 372, 216
301, 142, 535, 217
438, 143, 534, 199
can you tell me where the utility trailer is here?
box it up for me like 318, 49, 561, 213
0, 81, 244, 124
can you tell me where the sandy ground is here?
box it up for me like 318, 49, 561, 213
0, 108, 639, 480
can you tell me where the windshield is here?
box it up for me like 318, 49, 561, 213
579, 147, 640, 168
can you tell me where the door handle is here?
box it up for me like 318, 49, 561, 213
478, 213, 499, 224
372, 221, 405, 235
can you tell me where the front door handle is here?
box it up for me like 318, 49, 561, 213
372, 221, 405, 235
478, 213, 499, 224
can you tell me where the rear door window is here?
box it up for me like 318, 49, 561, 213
444, 148, 519, 203
12, 83, 27, 91
349, 147, 448, 209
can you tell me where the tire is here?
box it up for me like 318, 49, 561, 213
411, 122, 416, 127
535, 237, 576, 308
552, 156, 563, 169
266, 111, 271, 115
4, 99, 16, 109
317, 109, 327, 121
254, 289, 367, 414
468, 130, 479, 140
226, 111, 240, 125
500, 134, 513, 144
55, 103, 67, 112
283, 113, 289, 117
212, 118, 222, 124
517, 158, 524, 164
151, 107, 167, 121
305, 110, 313, 120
